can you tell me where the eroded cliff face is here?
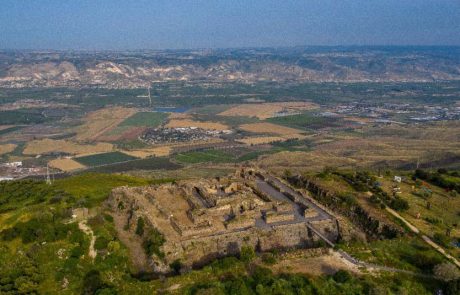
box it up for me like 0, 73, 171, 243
1, 48, 459, 88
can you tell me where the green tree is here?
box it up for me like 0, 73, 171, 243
239, 245, 255, 263
135, 217, 145, 236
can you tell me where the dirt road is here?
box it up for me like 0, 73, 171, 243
78, 220, 97, 260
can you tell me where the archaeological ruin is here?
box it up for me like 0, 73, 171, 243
108, 168, 340, 273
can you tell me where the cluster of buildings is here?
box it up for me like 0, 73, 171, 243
141, 127, 232, 144
0, 161, 46, 181
326, 101, 460, 123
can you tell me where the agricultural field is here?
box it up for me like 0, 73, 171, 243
0, 126, 23, 137
23, 139, 113, 156
84, 156, 181, 173
0, 144, 16, 156
267, 112, 342, 130
48, 158, 86, 171
174, 150, 235, 164
238, 122, 303, 135
74, 151, 138, 167
218, 101, 319, 119
122, 146, 172, 158
97, 126, 146, 142
74, 106, 137, 142
119, 111, 168, 127
236, 136, 286, 145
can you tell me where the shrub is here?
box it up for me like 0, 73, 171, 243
94, 236, 110, 251
143, 228, 165, 258
261, 253, 277, 265
433, 233, 451, 248
390, 196, 409, 211
239, 245, 255, 263
135, 217, 145, 236
332, 270, 352, 283
170, 259, 182, 274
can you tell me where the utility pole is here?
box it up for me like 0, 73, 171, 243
46, 164, 52, 185
147, 86, 152, 107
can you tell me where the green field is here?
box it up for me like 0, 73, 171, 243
85, 156, 181, 173
267, 112, 341, 130
75, 151, 138, 167
0, 126, 24, 136
119, 112, 168, 127
175, 150, 236, 164
0, 110, 49, 125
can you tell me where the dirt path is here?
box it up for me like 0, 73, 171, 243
385, 207, 420, 234
386, 207, 460, 269
78, 220, 97, 260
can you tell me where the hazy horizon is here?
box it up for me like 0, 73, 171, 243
1, 0, 459, 50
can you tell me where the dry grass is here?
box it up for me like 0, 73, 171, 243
236, 136, 286, 145
23, 139, 113, 155
0, 143, 16, 155
49, 158, 86, 172
75, 106, 137, 141
239, 122, 302, 135
269, 250, 359, 276
218, 101, 319, 119
236, 135, 305, 146
165, 119, 229, 130
168, 113, 192, 119
259, 122, 460, 173
98, 126, 147, 142
343, 116, 373, 124
122, 146, 172, 158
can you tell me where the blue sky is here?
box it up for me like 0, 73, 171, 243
0, 0, 459, 50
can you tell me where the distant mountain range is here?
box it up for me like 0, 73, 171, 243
0, 47, 459, 88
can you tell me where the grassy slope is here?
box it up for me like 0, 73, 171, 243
0, 171, 447, 294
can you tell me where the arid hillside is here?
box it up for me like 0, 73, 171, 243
0, 47, 459, 88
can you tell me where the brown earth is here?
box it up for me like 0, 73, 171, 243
75, 106, 137, 142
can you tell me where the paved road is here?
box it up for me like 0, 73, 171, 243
263, 174, 332, 221
254, 174, 336, 247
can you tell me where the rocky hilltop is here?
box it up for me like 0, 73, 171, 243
0, 47, 459, 88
